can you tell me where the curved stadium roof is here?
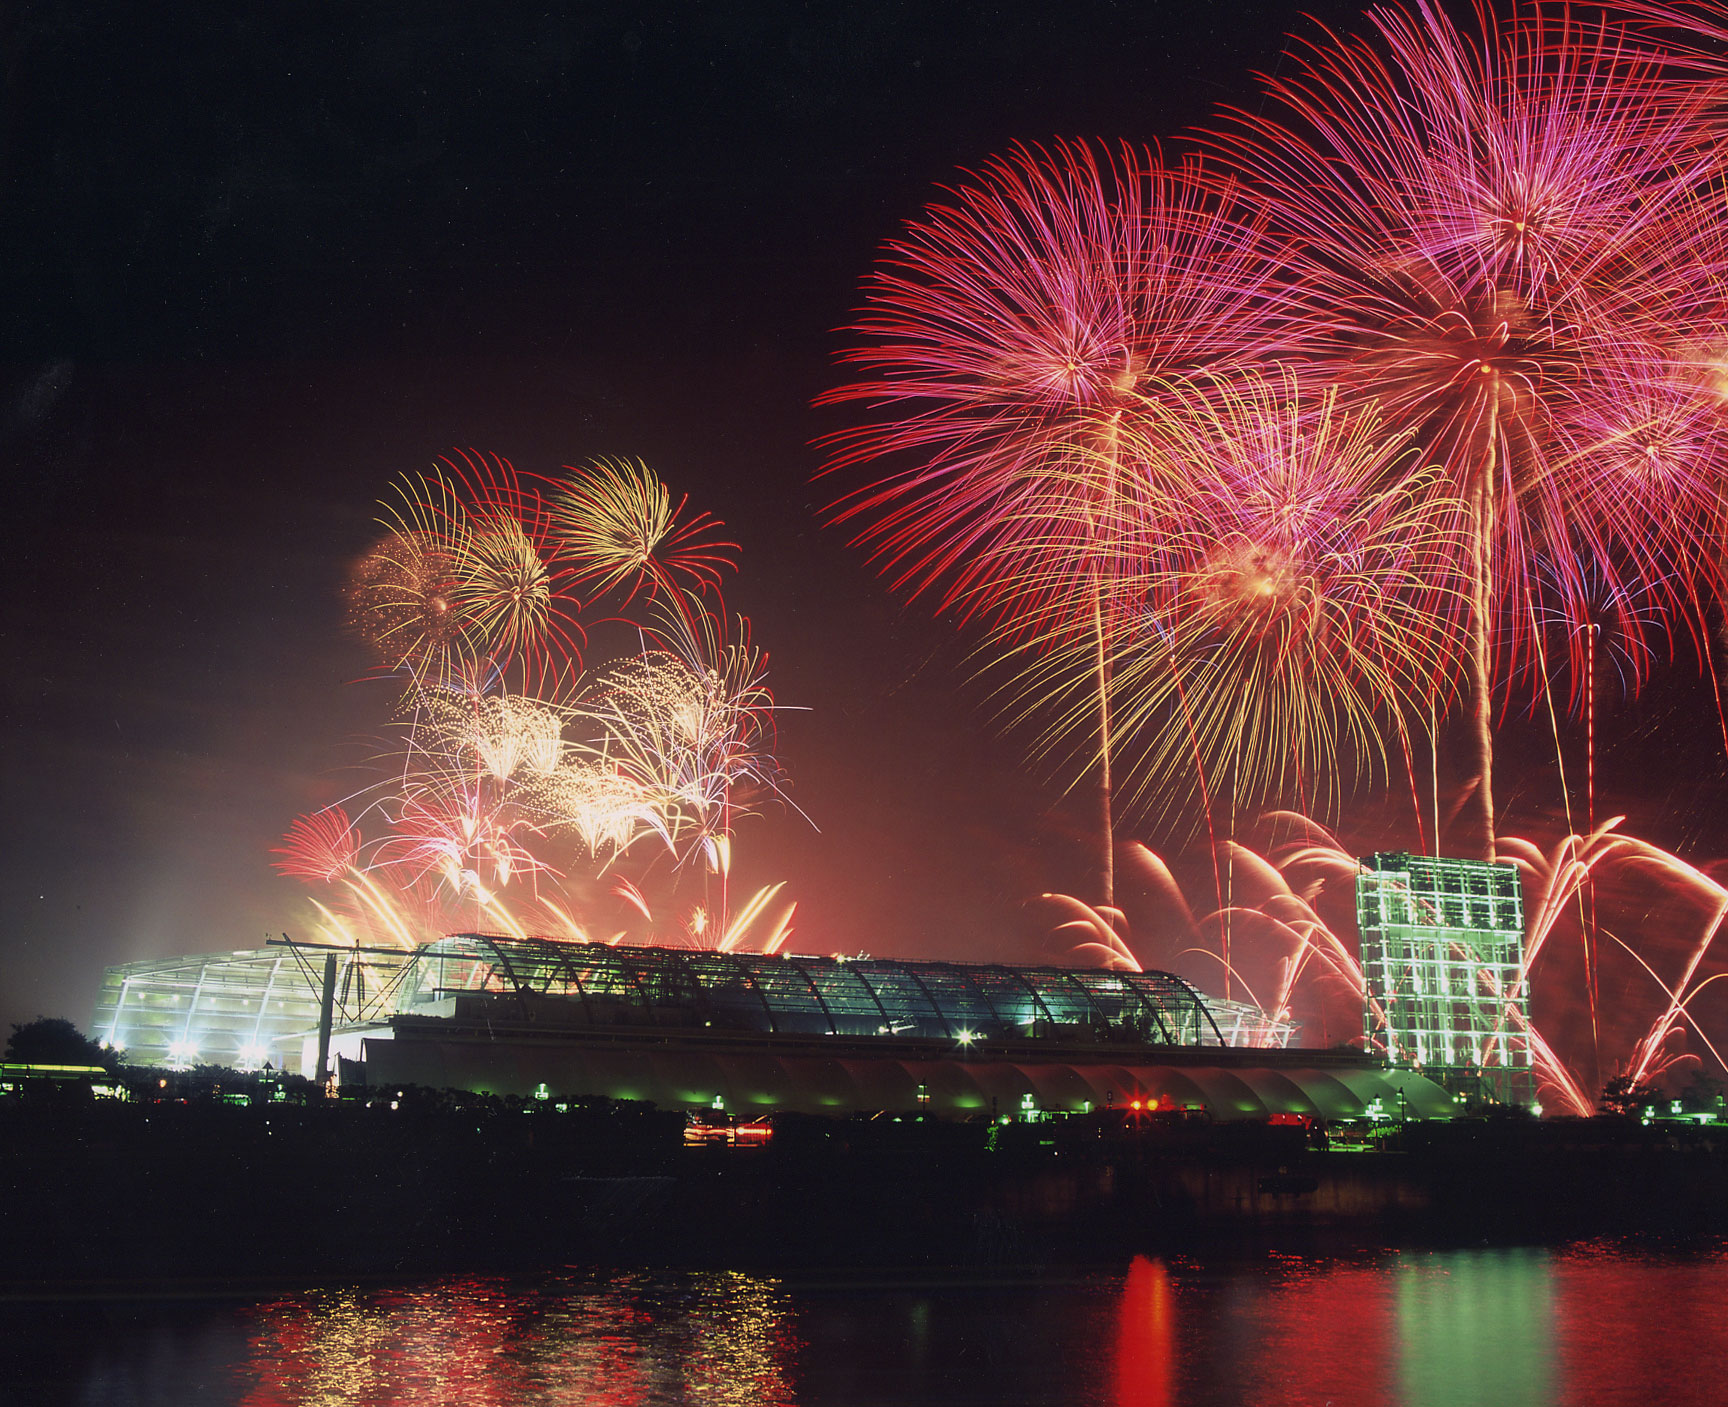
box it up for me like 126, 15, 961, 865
404, 934, 1227, 1047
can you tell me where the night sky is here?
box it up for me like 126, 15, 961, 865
3, 0, 1724, 1047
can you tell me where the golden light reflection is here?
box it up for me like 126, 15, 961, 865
234, 1271, 797, 1407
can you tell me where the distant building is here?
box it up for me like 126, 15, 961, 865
1356, 852, 1533, 1105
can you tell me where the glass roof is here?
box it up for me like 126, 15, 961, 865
400, 935, 1225, 1047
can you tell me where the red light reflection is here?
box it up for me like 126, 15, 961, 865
1116, 1254, 1172, 1407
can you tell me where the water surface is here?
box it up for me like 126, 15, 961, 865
6, 1242, 1724, 1406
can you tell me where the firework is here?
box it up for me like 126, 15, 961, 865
1502, 819, 1728, 1094
349, 451, 585, 689
1208, 0, 1726, 855
272, 807, 362, 885
820, 139, 1282, 899
1064, 810, 1728, 1110
288, 454, 796, 955
1608, 1, 1728, 82
550, 456, 737, 605
344, 531, 466, 679
1002, 374, 1469, 828
578, 604, 783, 865
1552, 348, 1728, 663
410, 689, 565, 781
820, 138, 1278, 630
438, 450, 586, 688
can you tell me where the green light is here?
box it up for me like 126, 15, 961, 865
1357, 852, 1532, 1106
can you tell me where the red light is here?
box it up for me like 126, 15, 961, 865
1131, 1100, 1142, 1110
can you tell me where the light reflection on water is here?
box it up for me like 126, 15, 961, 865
7, 1244, 1728, 1406
233, 1271, 797, 1407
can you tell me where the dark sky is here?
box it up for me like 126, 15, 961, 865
3, 0, 1724, 1043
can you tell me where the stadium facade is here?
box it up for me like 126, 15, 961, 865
92, 942, 414, 1074
94, 931, 1458, 1122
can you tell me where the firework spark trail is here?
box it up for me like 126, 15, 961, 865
1209, 0, 1728, 856
1006, 374, 1470, 831
1498, 821, 1625, 980
1612, 1, 1728, 82
821, 140, 1284, 901
1062, 812, 1728, 1094
283, 456, 798, 954
549, 456, 738, 648
1052, 830, 1384, 1041
1608, 845, 1728, 1085
1602, 937, 1728, 1084
715, 881, 797, 954
1497, 819, 1728, 1088
1201, 838, 1382, 1033
1039, 893, 1140, 970
819, 140, 1280, 629
1512, 1007, 1595, 1116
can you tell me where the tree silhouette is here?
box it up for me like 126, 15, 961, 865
5, 1017, 117, 1072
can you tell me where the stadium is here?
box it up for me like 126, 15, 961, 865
91, 893, 1484, 1123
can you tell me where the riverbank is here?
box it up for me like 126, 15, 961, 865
6, 1089, 1728, 1288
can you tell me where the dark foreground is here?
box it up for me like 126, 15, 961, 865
5, 1091, 1728, 1286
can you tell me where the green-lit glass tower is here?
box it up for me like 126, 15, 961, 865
1356, 852, 1533, 1106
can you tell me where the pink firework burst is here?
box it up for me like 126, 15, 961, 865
1208, 0, 1727, 855
1010, 373, 1470, 826
818, 139, 1286, 903
1550, 349, 1728, 674
818, 138, 1280, 637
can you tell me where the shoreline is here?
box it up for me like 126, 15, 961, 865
5, 1093, 1728, 1288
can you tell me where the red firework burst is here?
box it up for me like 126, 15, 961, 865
272, 807, 361, 884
